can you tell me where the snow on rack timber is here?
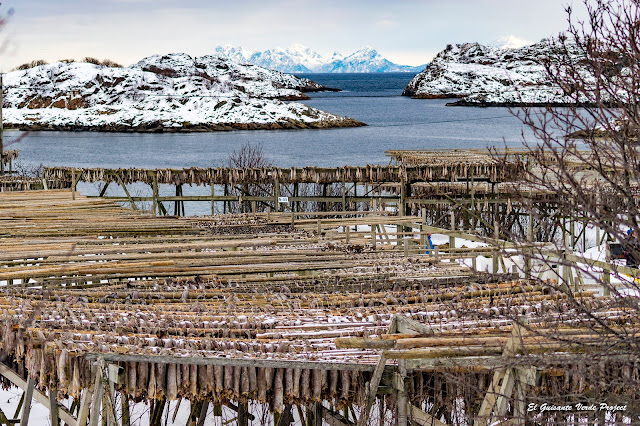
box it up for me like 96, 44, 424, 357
402, 39, 597, 106
3, 53, 363, 132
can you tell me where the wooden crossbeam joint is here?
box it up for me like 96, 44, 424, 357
474, 321, 538, 425
0, 363, 77, 426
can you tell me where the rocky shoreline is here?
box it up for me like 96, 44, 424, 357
5, 117, 366, 133
298, 86, 341, 93
444, 100, 595, 107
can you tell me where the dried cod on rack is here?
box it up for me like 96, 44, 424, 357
1, 189, 639, 424
42, 161, 521, 189
0, 276, 638, 419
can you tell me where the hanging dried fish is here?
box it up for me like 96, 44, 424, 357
166, 363, 178, 400
273, 368, 284, 413
148, 363, 157, 400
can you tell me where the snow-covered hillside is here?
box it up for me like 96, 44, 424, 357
213, 44, 424, 73
2, 53, 363, 132
402, 40, 587, 105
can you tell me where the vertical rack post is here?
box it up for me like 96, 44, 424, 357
274, 176, 280, 212
449, 210, 455, 250
210, 175, 215, 216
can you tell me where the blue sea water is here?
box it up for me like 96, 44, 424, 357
6, 73, 533, 170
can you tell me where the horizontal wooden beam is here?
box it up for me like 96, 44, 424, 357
95, 195, 405, 203
85, 353, 391, 372
405, 352, 640, 371
319, 405, 354, 426
409, 404, 447, 426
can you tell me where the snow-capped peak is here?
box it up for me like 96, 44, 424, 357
345, 47, 381, 60
212, 45, 248, 63
320, 47, 422, 73
212, 44, 423, 73
357, 46, 377, 54
497, 35, 533, 50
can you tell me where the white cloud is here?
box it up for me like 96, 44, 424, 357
375, 19, 397, 28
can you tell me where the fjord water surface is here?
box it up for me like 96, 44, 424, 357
9, 73, 532, 170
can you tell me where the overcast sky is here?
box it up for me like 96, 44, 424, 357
0, 0, 582, 71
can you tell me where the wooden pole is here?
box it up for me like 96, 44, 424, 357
492, 183, 499, 273
19, 378, 34, 426
150, 398, 166, 426
185, 401, 201, 426
174, 185, 179, 216
342, 178, 346, 212
322, 183, 328, 212
115, 174, 137, 211
89, 366, 104, 426
49, 388, 59, 426
563, 232, 571, 289
196, 401, 209, 426
470, 171, 476, 230
603, 239, 611, 296
397, 360, 408, 426
274, 177, 280, 213
72, 169, 76, 200
449, 210, 455, 250
365, 183, 370, 210
214, 176, 216, 216
420, 208, 427, 252
77, 388, 94, 426
152, 172, 159, 217
238, 401, 249, 426
372, 225, 377, 251
99, 182, 110, 197
120, 392, 130, 426
223, 184, 228, 214
306, 404, 322, 426
357, 352, 388, 426
398, 178, 406, 248
492, 216, 499, 273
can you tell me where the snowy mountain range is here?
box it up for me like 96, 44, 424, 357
402, 40, 589, 105
212, 44, 425, 73
2, 53, 363, 132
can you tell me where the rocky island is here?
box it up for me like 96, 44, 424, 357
402, 40, 587, 106
3, 53, 362, 132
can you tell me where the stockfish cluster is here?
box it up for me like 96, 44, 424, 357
1, 189, 639, 423
42, 161, 521, 190
0, 274, 637, 417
